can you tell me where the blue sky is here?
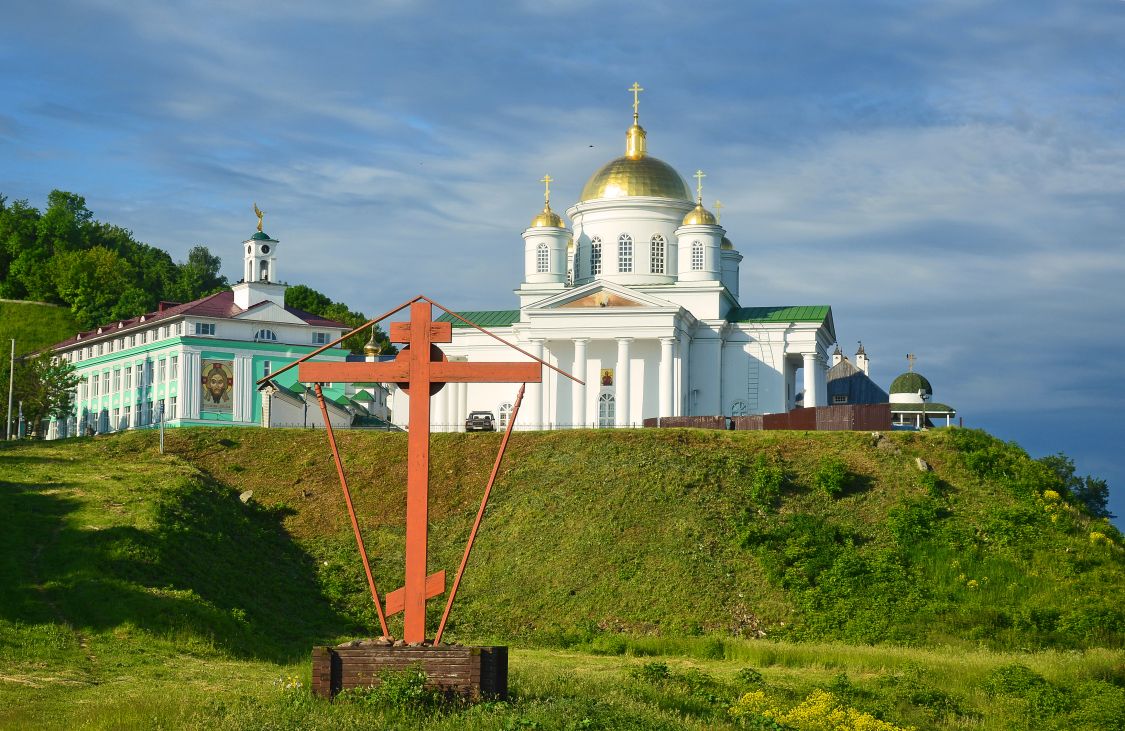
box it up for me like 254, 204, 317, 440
3, 1, 1124, 523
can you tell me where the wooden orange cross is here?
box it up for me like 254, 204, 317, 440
298, 300, 542, 643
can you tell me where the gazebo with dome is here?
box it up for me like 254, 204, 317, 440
889, 356, 956, 429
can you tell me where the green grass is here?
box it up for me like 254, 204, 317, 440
0, 300, 77, 355
1, 427, 1123, 729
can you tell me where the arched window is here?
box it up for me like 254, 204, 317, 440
255, 329, 277, 341
260, 260, 269, 281
618, 233, 633, 273
536, 243, 549, 273
651, 234, 665, 274
573, 241, 582, 279
497, 402, 513, 431
691, 241, 704, 271
591, 237, 602, 276
598, 392, 615, 428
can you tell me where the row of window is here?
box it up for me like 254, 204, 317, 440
79, 356, 179, 401
541, 235, 705, 279
81, 397, 178, 433
70, 322, 333, 361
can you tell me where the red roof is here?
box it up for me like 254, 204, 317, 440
51, 289, 350, 350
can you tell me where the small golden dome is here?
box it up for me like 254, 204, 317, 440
530, 203, 564, 228
721, 236, 734, 250
682, 202, 717, 226
363, 328, 379, 357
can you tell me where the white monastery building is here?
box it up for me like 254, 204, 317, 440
47, 218, 391, 437
396, 89, 838, 431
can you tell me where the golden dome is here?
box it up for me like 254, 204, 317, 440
363, 327, 379, 357
721, 236, 734, 250
579, 122, 692, 202
580, 155, 692, 202
530, 203, 564, 228
682, 202, 717, 225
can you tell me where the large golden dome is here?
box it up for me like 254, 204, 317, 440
580, 155, 693, 202
579, 122, 692, 202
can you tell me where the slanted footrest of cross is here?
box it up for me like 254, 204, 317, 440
385, 570, 446, 617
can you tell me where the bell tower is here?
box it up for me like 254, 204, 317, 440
232, 203, 287, 309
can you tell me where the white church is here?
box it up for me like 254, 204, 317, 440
395, 88, 838, 431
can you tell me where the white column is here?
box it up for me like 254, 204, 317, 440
659, 336, 675, 418
527, 339, 544, 430
616, 337, 632, 427
434, 383, 448, 432
457, 382, 468, 433
678, 333, 689, 416
803, 352, 819, 408
185, 351, 201, 419
815, 354, 828, 408
573, 338, 588, 428
541, 341, 552, 428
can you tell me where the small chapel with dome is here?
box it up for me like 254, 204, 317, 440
400, 86, 840, 430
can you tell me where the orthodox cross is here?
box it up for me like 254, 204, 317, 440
694, 170, 706, 202
907, 353, 917, 372
714, 199, 723, 224
628, 82, 644, 122
540, 174, 553, 205
294, 300, 548, 644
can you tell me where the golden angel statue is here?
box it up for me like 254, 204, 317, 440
253, 202, 265, 233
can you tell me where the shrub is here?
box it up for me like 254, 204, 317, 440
886, 497, 942, 544
983, 664, 1073, 718
590, 633, 627, 655
736, 667, 764, 686
813, 458, 850, 498
747, 454, 785, 509
338, 668, 441, 710
628, 661, 670, 683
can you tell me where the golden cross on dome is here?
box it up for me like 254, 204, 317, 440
694, 170, 706, 202
540, 174, 553, 205
907, 353, 917, 372
714, 199, 723, 223
628, 82, 644, 122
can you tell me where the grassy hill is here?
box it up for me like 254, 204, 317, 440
1, 427, 1123, 729
0, 300, 77, 355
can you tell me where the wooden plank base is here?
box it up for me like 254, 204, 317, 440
311, 643, 508, 701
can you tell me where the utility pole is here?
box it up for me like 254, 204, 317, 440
6, 339, 14, 440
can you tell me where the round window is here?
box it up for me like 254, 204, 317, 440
261, 245, 270, 254
246, 245, 252, 255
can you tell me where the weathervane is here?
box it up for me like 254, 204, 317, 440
253, 202, 265, 233
628, 82, 644, 123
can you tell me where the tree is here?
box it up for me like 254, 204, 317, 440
284, 284, 394, 355
0, 353, 81, 438
170, 245, 228, 302
1038, 453, 1114, 519
51, 246, 143, 329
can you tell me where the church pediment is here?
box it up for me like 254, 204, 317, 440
561, 291, 647, 309
233, 301, 306, 325
527, 281, 678, 311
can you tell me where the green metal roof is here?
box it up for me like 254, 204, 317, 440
436, 310, 522, 329
251, 231, 272, 240
890, 402, 955, 413
727, 305, 831, 324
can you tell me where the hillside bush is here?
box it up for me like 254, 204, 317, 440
812, 458, 850, 498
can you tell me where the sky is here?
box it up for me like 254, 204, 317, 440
2, 0, 1124, 524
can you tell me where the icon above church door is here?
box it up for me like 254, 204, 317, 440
600, 368, 614, 387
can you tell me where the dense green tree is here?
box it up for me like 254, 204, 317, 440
1038, 453, 1114, 519
51, 247, 145, 330
0, 353, 81, 438
170, 245, 228, 303
0, 197, 43, 299
284, 284, 393, 355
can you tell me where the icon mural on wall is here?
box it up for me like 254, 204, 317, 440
600, 368, 614, 387
201, 359, 234, 412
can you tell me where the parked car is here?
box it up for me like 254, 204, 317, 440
465, 410, 496, 432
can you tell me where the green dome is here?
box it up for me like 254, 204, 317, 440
251, 231, 272, 240
890, 372, 933, 396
